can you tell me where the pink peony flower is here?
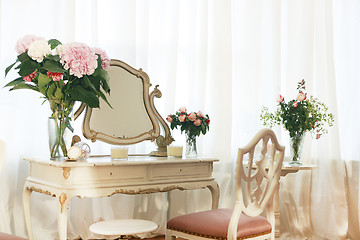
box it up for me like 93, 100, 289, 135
316, 134, 321, 139
93, 47, 110, 70
206, 119, 210, 125
277, 94, 284, 103
179, 114, 186, 122
179, 107, 187, 113
166, 115, 173, 122
23, 70, 37, 82
60, 43, 98, 78
297, 93, 307, 101
194, 119, 201, 126
188, 112, 197, 121
292, 101, 298, 107
28, 40, 51, 62
47, 72, 64, 81
15, 35, 44, 54
197, 111, 205, 118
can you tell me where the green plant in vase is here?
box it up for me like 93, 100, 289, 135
5, 35, 111, 159
260, 80, 334, 165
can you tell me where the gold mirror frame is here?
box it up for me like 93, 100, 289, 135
74, 59, 173, 156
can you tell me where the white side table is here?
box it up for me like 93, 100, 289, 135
89, 219, 158, 239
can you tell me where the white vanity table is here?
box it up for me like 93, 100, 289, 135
23, 156, 219, 240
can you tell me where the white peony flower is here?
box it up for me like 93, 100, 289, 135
28, 40, 51, 62
55, 44, 63, 55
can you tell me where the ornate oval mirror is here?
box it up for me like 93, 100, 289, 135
75, 59, 173, 155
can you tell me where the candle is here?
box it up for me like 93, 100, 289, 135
167, 146, 183, 158
111, 147, 128, 160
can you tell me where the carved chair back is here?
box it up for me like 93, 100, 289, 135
227, 128, 285, 239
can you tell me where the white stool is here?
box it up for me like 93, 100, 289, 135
89, 219, 158, 239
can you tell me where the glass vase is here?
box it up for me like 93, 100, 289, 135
48, 110, 73, 159
185, 132, 198, 158
289, 132, 305, 166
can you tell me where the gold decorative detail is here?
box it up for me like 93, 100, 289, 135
62, 168, 71, 180
26, 186, 55, 197
71, 135, 81, 146
108, 186, 188, 197
59, 193, 67, 214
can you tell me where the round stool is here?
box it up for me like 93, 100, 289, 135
89, 219, 158, 238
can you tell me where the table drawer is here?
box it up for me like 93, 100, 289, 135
150, 162, 212, 180
70, 165, 147, 184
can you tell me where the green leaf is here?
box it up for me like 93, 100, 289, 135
5, 61, 18, 76
17, 52, 31, 62
9, 82, 39, 92
84, 76, 112, 108
45, 55, 60, 61
38, 73, 51, 94
69, 85, 99, 108
18, 60, 38, 77
54, 87, 63, 100
48, 39, 62, 50
42, 60, 65, 73
4, 77, 23, 87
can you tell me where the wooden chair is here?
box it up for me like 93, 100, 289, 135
0, 140, 27, 240
166, 128, 285, 240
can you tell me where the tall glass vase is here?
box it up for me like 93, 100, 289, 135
185, 132, 198, 158
48, 108, 73, 159
289, 131, 305, 165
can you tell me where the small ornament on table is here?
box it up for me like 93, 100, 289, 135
67, 135, 91, 161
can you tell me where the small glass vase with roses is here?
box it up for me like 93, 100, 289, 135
166, 107, 210, 158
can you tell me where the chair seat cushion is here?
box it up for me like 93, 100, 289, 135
167, 208, 271, 239
0, 233, 26, 240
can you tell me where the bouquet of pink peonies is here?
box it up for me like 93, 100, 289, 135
5, 35, 111, 158
166, 107, 210, 137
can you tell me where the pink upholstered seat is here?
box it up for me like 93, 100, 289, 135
0, 233, 26, 240
167, 208, 271, 239
166, 129, 285, 240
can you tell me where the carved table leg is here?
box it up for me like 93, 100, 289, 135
207, 181, 220, 209
23, 185, 33, 240
57, 192, 72, 240
274, 184, 280, 240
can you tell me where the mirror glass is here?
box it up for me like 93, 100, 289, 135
90, 66, 154, 138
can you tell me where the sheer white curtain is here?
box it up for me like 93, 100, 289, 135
0, 0, 359, 239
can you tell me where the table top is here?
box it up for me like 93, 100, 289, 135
24, 155, 219, 167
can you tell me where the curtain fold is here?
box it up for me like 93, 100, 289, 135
0, 0, 359, 239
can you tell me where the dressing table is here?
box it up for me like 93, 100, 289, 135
23, 156, 219, 240
22, 59, 220, 240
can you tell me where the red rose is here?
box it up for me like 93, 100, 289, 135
179, 114, 186, 122
277, 94, 284, 103
166, 115, 173, 123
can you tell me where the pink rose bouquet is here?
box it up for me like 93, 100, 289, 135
166, 107, 210, 137
5, 35, 111, 158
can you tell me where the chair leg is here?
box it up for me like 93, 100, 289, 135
165, 231, 176, 240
